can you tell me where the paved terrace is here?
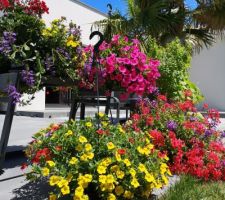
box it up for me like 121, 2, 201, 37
0, 111, 224, 199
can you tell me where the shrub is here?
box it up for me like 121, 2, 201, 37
124, 93, 225, 181
25, 114, 171, 200
146, 38, 203, 103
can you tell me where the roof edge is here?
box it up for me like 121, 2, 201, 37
70, 0, 108, 17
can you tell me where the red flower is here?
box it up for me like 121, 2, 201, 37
51, 124, 60, 131
146, 116, 154, 126
55, 146, 62, 151
118, 149, 126, 155
149, 130, 165, 147
0, 0, 10, 10
32, 147, 51, 164
96, 129, 105, 135
20, 163, 28, 170
157, 95, 167, 102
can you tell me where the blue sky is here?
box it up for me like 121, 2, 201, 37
81, 0, 197, 15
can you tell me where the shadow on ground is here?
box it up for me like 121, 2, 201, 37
11, 178, 51, 200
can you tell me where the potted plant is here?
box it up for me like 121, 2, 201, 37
0, 0, 86, 105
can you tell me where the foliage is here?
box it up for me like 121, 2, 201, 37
95, 0, 225, 50
124, 93, 225, 181
0, 0, 85, 105
146, 38, 203, 103
24, 114, 171, 200
80, 35, 160, 100
160, 175, 225, 200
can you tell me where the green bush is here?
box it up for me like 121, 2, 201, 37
146, 39, 203, 103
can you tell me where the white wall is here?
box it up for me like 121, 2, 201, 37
42, 0, 106, 45
18, 0, 106, 112
190, 38, 225, 111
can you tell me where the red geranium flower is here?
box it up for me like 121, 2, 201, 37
118, 149, 126, 155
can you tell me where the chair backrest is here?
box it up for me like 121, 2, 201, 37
0, 72, 18, 92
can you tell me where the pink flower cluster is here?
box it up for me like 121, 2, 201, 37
79, 35, 160, 99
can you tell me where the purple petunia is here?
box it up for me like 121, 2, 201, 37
0, 31, 16, 56
167, 120, 178, 131
21, 70, 35, 87
6, 85, 21, 104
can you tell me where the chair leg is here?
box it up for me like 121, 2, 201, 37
69, 97, 79, 121
105, 97, 110, 116
0, 98, 16, 170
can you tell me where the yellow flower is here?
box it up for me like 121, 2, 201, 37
106, 174, 115, 184
167, 169, 172, 176
41, 167, 50, 177
138, 163, 147, 173
74, 186, 84, 197
98, 112, 105, 118
79, 136, 88, 143
123, 159, 131, 167
97, 165, 106, 174
115, 185, 124, 196
145, 173, 155, 183
131, 178, 140, 188
80, 154, 88, 161
99, 175, 107, 183
61, 185, 70, 195
107, 193, 116, 200
106, 183, 115, 192
115, 152, 121, 162
101, 121, 108, 127
85, 122, 93, 127
162, 175, 169, 185
84, 174, 93, 182
49, 175, 61, 186
76, 144, 83, 151
101, 158, 112, 166
123, 190, 133, 199
146, 143, 154, 150
47, 161, 55, 167
85, 143, 92, 151
110, 165, 120, 172
57, 179, 69, 188
160, 163, 168, 174
86, 152, 94, 160
49, 194, 57, 200
118, 126, 125, 134
107, 142, 115, 150
116, 170, 125, 179
129, 168, 136, 177
137, 146, 145, 154
69, 157, 78, 165
66, 36, 80, 47
65, 130, 73, 136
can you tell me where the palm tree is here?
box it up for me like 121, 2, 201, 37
94, 0, 225, 51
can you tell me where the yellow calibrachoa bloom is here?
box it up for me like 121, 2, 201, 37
49, 175, 61, 186
86, 152, 94, 160
97, 165, 107, 174
80, 154, 88, 161
69, 157, 78, 165
107, 193, 116, 200
101, 121, 108, 127
116, 170, 125, 179
61, 185, 70, 195
74, 186, 84, 197
115, 185, 124, 196
84, 143, 92, 151
75, 144, 83, 151
41, 167, 50, 176
107, 142, 115, 150
123, 190, 133, 199
98, 112, 105, 118
79, 136, 88, 143
118, 126, 125, 134
49, 194, 57, 200
138, 163, 147, 173
66, 36, 79, 47
123, 159, 131, 167
131, 178, 140, 188
145, 173, 155, 183
129, 168, 136, 177
85, 122, 93, 127
57, 179, 69, 188
137, 146, 145, 154
115, 152, 121, 162
65, 130, 73, 137
106, 174, 115, 184
47, 160, 55, 167
99, 175, 107, 183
